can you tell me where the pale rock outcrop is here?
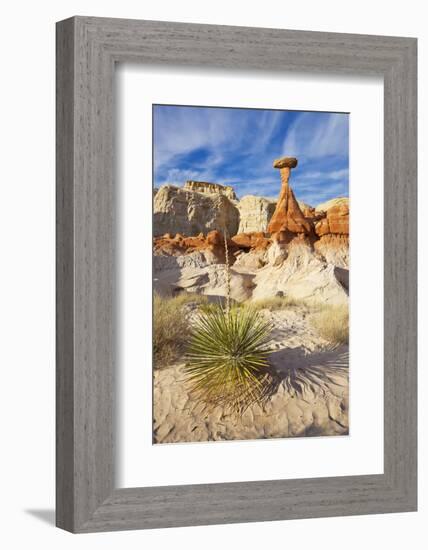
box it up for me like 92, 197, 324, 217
315, 234, 349, 268
154, 232, 348, 304
234, 249, 268, 269
153, 254, 255, 302
153, 231, 256, 301
183, 180, 237, 200
153, 252, 215, 295
267, 238, 288, 267
185, 264, 255, 302
252, 237, 348, 305
154, 185, 239, 237
237, 195, 276, 233
315, 197, 349, 213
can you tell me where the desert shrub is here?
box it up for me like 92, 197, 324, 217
166, 291, 209, 307
248, 295, 310, 311
153, 292, 207, 368
183, 304, 273, 412
199, 301, 221, 315
310, 304, 349, 345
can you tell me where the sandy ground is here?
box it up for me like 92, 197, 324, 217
153, 307, 349, 444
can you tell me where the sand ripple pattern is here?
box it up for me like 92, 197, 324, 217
153, 309, 349, 443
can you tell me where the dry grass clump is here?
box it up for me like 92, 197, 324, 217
310, 304, 349, 345
153, 292, 208, 368
249, 295, 310, 311
167, 291, 208, 307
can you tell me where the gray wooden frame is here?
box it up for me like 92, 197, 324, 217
56, 16, 417, 533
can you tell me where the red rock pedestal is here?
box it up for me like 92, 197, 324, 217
267, 157, 313, 234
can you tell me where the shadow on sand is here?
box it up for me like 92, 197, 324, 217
186, 345, 349, 414
267, 345, 349, 398
249, 344, 349, 410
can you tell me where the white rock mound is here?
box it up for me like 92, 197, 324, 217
315, 197, 349, 213
237, 195, 276, 233
154, 185, 239, 237
153, 251, 255, 302
252, 239, 348, 305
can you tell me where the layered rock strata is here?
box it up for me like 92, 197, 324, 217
154, 185, 239, 237
153, 156, 349, 304
315, 203, 349, 236
237, 195, 276, 233
315, 197, 349, 213
183, 180, 237, 200
154, 230, 240, 265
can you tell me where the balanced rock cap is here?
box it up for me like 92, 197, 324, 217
273, 156, 298, 169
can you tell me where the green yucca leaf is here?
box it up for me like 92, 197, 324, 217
183, 304, 273, 413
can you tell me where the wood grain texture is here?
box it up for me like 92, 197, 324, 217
56, 17, 75, 532
56, 16, 417, 533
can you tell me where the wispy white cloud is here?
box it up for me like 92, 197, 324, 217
154, 106, 286, 170
153, 107, 222, 169
282, 113, 349, 159
247, 110, 284, 152
154, 106, 349, 205
292, 168, 349, 182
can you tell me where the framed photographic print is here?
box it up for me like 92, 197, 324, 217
151, 104, 351, 445
56, 17, 417, 532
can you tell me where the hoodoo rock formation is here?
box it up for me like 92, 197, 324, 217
153, 155, 349, 304
267, 157, 313, 234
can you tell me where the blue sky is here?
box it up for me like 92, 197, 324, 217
153, 105, 349, 206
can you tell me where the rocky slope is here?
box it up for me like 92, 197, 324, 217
154, 181, 349, 237
154, 184, 240, 237
315, 197, 349, 213
154, 183, 276, 236
154, 159, 349, 304
183, 180, 237, 200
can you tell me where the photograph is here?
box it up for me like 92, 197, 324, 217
152, 104, 350, 444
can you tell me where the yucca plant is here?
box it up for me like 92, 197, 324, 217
183, 228, 274, 412
184, 304, 273, 412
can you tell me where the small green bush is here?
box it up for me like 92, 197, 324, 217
184, 305, 273, 411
